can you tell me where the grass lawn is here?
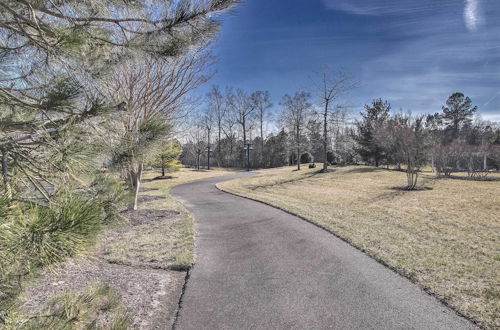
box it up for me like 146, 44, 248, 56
104, 167, 234, 270
218, 165, 500, 329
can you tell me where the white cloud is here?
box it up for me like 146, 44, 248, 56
464, 0, 483, 31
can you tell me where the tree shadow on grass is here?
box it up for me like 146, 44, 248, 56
249, 169, 324, 190
436, 175, 500, 182
344, 166, 384, 174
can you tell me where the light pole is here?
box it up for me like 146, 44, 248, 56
244, 143, 253, 171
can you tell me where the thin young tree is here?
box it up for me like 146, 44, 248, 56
250, 91, 273, 163
280, 92, 312, 170
222, 89, 239, 166
202, 107, 214, 170
188, 119, 207, 171
234, 89, 256, 169
105, 53, 211, 210
315, 70, 356, 171
206, 86, 226, 166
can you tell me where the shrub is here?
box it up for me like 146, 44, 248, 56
17, 283, 130, 329
300, 152, 313, 164
0, 193, 102, 314
308, 163, 316, 168
326, 151, 335, 165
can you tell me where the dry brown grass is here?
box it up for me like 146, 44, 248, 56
218, 165, 500, 329
104, 168, 233, 270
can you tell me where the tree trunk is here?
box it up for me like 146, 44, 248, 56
483, 153, 487, 171
323, 100, 329, 172
161, 155, 165, 176
207, 128, 211, 170
296, 126, 301, 170
1, 149, 12, 199
260, 112, 264, 165
132, 162, 143, 210
218, 119, 222, 167
243, 117, 248, 170
431, 153, 436, 173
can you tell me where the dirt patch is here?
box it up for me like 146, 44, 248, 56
138, 194, 165, 203
127, 209, 180, 226
139, 187, 159, 192
19, 258, 185, 329
391, 186, 433, 191
152, 175, 173, 180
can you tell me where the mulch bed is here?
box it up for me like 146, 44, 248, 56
139, 187, 159, 192
19, 259, 185, 329
152, 175, 173, 180
126, 209, 180, 226
137, 195, 165, 203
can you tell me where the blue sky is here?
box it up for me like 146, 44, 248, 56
201, 0, 500, 121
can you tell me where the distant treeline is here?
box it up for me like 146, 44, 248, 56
182, 88, 500, 180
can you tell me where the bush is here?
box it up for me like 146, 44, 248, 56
300, 152, 313, 164
0, 193, 102, 314
1, 194, 102, 268
17, 283, 130, 329
308, 163, 316, 168
326, 151, 335, 165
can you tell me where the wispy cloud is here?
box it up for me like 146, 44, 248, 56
321, 0, 456, 16
464, 0, 483, 31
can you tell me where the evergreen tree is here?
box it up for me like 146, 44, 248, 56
441, 92, 477, 142
355, 99, 390, 167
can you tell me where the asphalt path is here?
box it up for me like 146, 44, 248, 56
171, 173, 475, 330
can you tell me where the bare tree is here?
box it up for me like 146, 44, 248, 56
314, 70, 356, 171
377, 113, 429, 189
104, 53, 210, 209
234, 89, 256, 169
222, 89, 239, 166
280, 92, 312, 170
250, 91, 273, 161
206, 86, 226, 166
202, 107, 214, 170
187, 119, 207, 171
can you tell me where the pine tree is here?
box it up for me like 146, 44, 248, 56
355, 99, 390, 167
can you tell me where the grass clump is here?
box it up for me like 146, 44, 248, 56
4, 283, 130, 329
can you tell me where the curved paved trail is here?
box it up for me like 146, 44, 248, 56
171, 174, 475, 330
